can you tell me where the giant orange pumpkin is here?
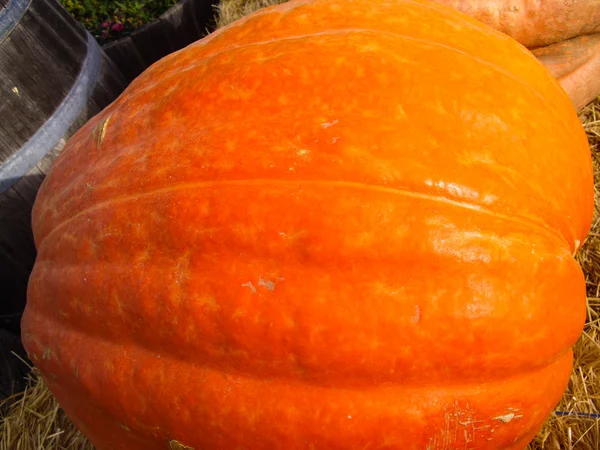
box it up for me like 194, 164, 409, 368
22, 0, 594, 448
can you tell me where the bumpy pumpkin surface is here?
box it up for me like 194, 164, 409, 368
22, 0, 594, 448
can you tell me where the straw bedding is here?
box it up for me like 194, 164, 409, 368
2, 1, 600, 448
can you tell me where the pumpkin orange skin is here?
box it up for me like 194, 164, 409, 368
22, 0, 594, 448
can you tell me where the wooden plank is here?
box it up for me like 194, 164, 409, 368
9, 166, 42, 207
195, 0, 219, 35
33, 0, 87, 43
160, 0, 203, 50
0, 185, 37, 315
0, 23, 78, 160
102, 35, 147, 84
0, 122, 20, 167
0, 186, 36, 258
16, 0, 88, 74
93, 50, 129, 104
0, 66, 54, 161
157, 17, 178, 52
0, 327, 30, 399
130, 18, 175, 67
35, 139, 65, 174
0, 0, 86, 48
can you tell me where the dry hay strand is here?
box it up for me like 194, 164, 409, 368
216, 0, 288, 28
0, 369, 93, 450
2, 2, 600, 446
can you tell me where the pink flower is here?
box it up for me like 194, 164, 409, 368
102, 21, 111, 29
111, 22, 125, 32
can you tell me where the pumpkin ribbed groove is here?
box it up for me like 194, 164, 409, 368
22, 313, 574, 449
24, 309, 574, 392
34, 179, 569, 252
23, 302, 577, 388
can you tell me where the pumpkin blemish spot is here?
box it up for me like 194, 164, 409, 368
169, 440, 194, 450
413, 305, 421, 323
242, 282, 257, 293
493, 413, 516, 423
258, 276, 276, 291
